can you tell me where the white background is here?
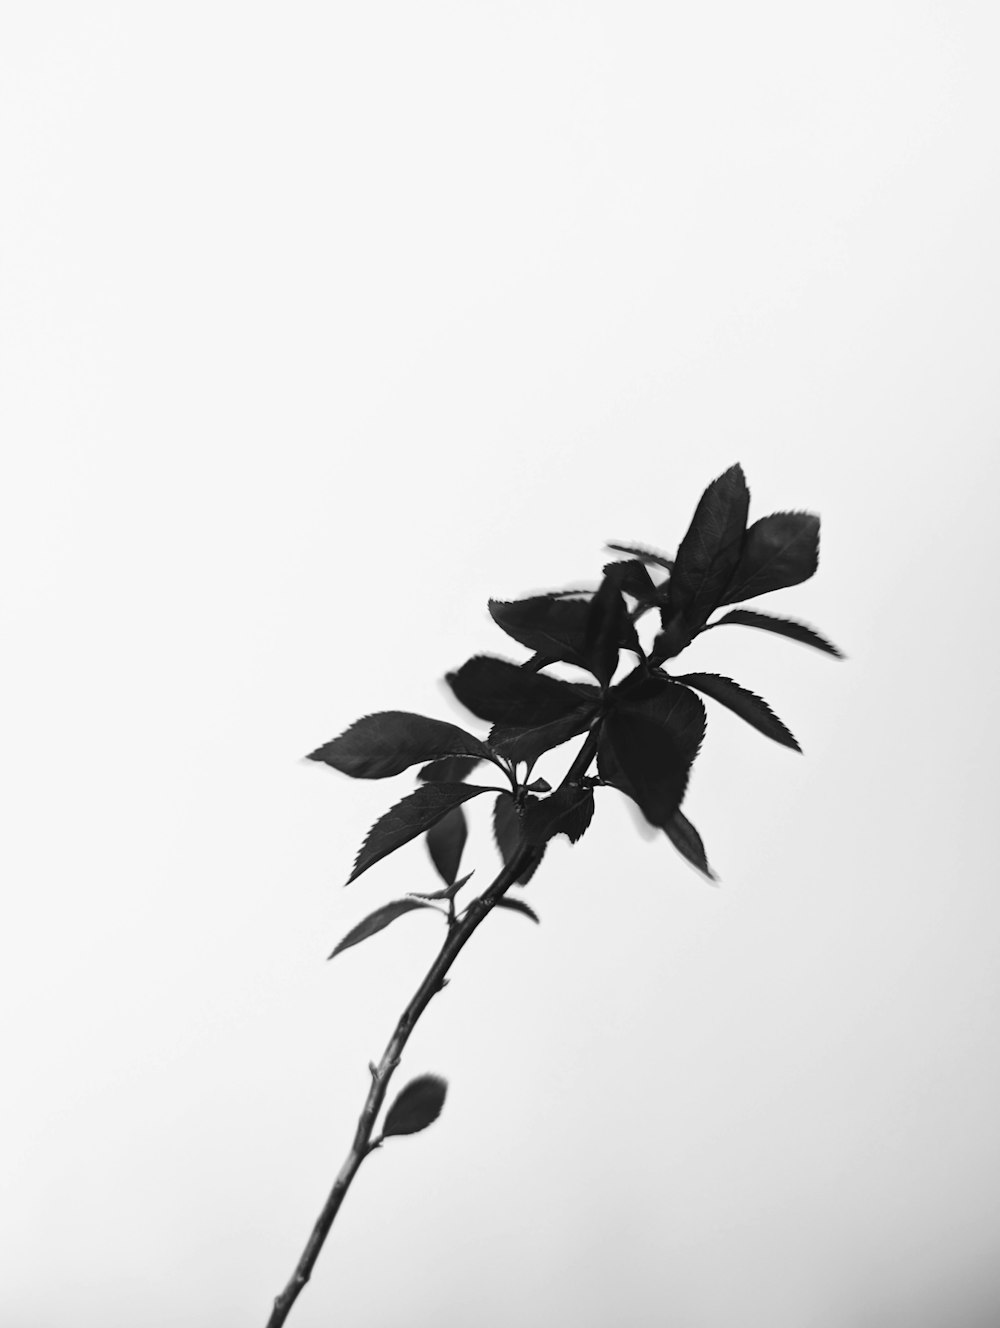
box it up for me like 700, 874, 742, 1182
3, 4, 1000, 1326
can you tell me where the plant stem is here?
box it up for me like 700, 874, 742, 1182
265, 728, 600, 1327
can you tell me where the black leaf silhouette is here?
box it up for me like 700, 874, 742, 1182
328, 899, 438, 960
310, 712, 491, 780
348, 783, 492, 884
383, 1075, 447, 1138
706, 608, 843, 657
675, 672, 800, 751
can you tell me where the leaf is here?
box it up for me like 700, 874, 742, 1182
348, 782, 491, 884
494, 897, 540, 924
447, 655, 590, 727
674, 672, 800, 751
523, 782, 595, 847
425, 805, 468, 885
584, 569, 641, 687
598, 675, 706, 827
493, 792, 544, 884
605, 541, 675, 571
382, 1074, 448, 1138
602, 558, 659, 602
328, 898, 438, 960
668, 463, 750, 630
310, 711, 491, 780
719, 511, 819, 603
489, 706, 598, 764
418, 755, 483, 783
706, 608, 843, 657
663, 809, 717, 880
488, 597, 597, 676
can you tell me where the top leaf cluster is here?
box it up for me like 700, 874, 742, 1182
309, 464, 841, 899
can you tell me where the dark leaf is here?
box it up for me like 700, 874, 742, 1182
425, 805, 468, 885
488, 597, 597, 675
493, 792, 544, 884
598, 675, 706, 827
418, 755, 483, 783
494, 897, 540, 924
602, 558, 659, 602
706, 608, 843, 658
669, 463, 750, 630
605, 541, 675, 571
719, 511, 819, 603
328, 898, 438, 960
584, 570, 641, 687
663, 809, 717, 881
650, 610, 693, 662
525, 777, 552, 793
675, 672, 800, 751
310, 711, 491, 780
523, 782, 595, 847
447, 655, 589, 727
489, 706, 598, 764
382, 1074, 447, 1138
348, 783, 491, 884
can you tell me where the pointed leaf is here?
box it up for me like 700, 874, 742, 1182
488, 597, 596, 675
425, 805, 468, 885
494, 897, 540, 924
598, 676, 706, 827
675, 672, 800, 751
719, 511, 819, 603
310, 711, 491, 780
605, 541, 675, 571
328, 898, 438, 960
383, 1074, 447, 1138
584, 570, 641, 687
447, 655, 589, 727
493, 792, 544, 884
489, 706, 598, 764
669, 464, 750, 630
348, 782, 491, 884
418, 755, 483, 783
663, 809, 717, 881
602, 558, 659, 602
523, 782, 595, 847
706, 608, 843, 657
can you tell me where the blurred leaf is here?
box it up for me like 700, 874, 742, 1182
494, 897, 540, 924
598, 676, 706, 827
310, 712, 491, 779
602, 558, 659, 601
707, 608, 843, 657
719, 511, 819, 603
675, 672, 800, 751
425, 805, 468, 885
328, 898, 437, 960
383, 1074, 448, 1138
447, 655, 590, 727
348, 783, 491, 884
584, 569, 641, 687
523, 782, 595, 847
418, 755, 483, 783
669, 463, 749, 631
488, 597, 597, 676
493, 792, 544, 884
663, 809, 717, 880
605, 541, 674, 571
489, 707, 598, 764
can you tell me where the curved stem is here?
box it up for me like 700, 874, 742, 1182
265, 728, 601, 1327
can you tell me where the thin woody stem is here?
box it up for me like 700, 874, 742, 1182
265, 727, 601, 1327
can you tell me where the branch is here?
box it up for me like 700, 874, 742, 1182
265, 728, 601, 1327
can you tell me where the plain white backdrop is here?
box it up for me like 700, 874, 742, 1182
3, 4, 1000, 1326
